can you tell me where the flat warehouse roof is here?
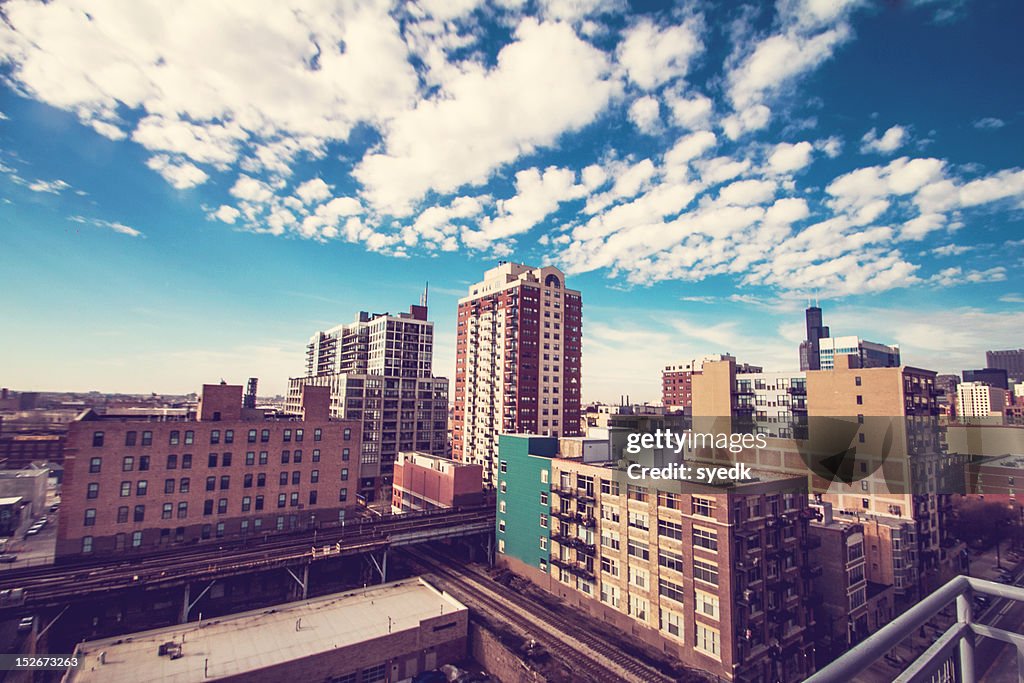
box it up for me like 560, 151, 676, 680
66, 577, 466, 683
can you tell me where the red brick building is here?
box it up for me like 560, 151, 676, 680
453, 263, 582, 486
391, 451, 483, 512
57, 383, 361, 559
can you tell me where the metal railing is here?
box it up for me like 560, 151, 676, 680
807, 576, 1024, 683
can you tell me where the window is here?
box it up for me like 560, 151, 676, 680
629, 566, 649, 589
601, 479, 621, 496
222, 453, 232, 467
92, 431, 104, 447
693, 559, 719, 586
855, 376, 862, 386
255, 495, 264, 510
120, 481, 131, 497
498, 520, 506, 533
341, 468, 349, 481
134, 505, 145, 522
280, 472, 289, 485
138, 455, 150, 471
539, 513, 548, 528
658, 519, 683, 541
541, 470, 549, 484
292, 471, 301, 485
540, 492, 548, 505
293, 450, 302, 463
309, 490, 318, 505
627, 539, 650, 561
856, 395, 863, 405
182, 454, 192, 469
203, 500, 214, 516
659, 549, 685, 572
295, 429, 304, 442
89, 457, 102, 473
259, 451, 268, 465
261, 429, 270, 443
218, 499, 228, 514
122, 456, 134, 472
84, 509, 96, 526
82, 536, 93, 553
164, 479, 175, 494
220, 475, 230, 490
184, 430, 194, 445
693, 527, 719, 552
179, 477, 190, 493
244, 473, 253, 488
117, 506, 129, 523
628, 510, 649, 531
601, 529, 621, 551
125, 431, 137, 446
313, 449, 321, 462
695, 624, 720, 659
341, 448, 348, 461
257, 473, 266, 487
248, 429, 257, 443
141, 430, 152, 446
601, 583, 620, 608
87, 483, 99, 499
215, 522, 225, 538
167, 454, 178, 469
696, 590, 720, 620
338, 489, 347, 503
208, 453, 218, 468
201, 525, 212, 539
316, 428, 324, 441
169, 430, 180, 446
206, 476, 217, 492
311, 470, 319, 483
246, 451, 255, 466
281, 450, 290, 464
290, 492, 299, 507
177, 502, 188, 519
499, 461, 508, 473
692, 496, 715, 517
132, 531, 143, 548
283, 429, 291, 442
136, 480, 148, 496
628, 595, 648, 621
224, 430, 234, 444
278, 494, 287, 508
162, 503, 173, 520
600, 555, 619, 577
209, 430, 220, 445
660, 608, 683, 639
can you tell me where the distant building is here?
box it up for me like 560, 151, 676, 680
962, 367, 1010, 390
0, 468, 48, 521
58, 383, 361, 559
987, 349, 1024, 384
799, 306, 830, 371
66, 578, 468, 683
935, 374, 960, 419
0, 434, 64, 467
494, 434, 818, 682
957, 381, 1008, 420
817, 336, 900, 371
662, 355, 761, 412
391, 451, 483, 513
286, 303, 449, 502
453, 263, 582, 486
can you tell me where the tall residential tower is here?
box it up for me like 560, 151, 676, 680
453, 263, 582, 485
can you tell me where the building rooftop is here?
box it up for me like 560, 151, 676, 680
67, 578, 466, 683
0, 496, 23, 506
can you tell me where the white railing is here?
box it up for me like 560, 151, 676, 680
807, 576, 1024, 683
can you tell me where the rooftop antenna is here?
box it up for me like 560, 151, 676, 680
420, 282, 429, 308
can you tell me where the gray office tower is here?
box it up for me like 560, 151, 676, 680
986, 349, 1024, 384
799, 305, 830, 371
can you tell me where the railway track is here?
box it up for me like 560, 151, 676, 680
405, 549, 683, 683
0, 507, 493, 604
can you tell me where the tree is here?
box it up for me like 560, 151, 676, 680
949, 499, 1017, 550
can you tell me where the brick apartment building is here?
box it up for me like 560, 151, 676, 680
453, 263, 582, 486
58, 383, 360, 559
495, 435, 818, 683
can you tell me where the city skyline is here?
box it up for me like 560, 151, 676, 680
2, 0, 1023, 401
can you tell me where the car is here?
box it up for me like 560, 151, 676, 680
16, 617, 33, 633
24, 527, 41, 537
49, 504, 59, 512
0, 554, 17, 564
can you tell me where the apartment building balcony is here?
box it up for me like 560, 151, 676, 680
807, 576, 1024, 683
552, 508, 577, 523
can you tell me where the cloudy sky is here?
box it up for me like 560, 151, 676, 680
1, 0, 1022, 402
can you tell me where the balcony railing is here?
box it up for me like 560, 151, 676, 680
806, 576, 1024, 683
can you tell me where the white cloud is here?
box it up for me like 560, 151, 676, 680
628, 96, 661, 135
538, 0, 626, 22
860, 125, 908, 154
717, 179, 776, 206
229, 174, 276, 204
665, 91, 713, 131
930, 243, 973, 257
767, 141, 814, 173
69, 215, 142, 237
617, 16, 703, 91
294, 178, 332, 205
354, 19, 616, 214
973, 117, 1005, 130
212, 205, 241, 224
721, 104, 771, 140
145, 155, 209, 189
26, 178, 71, 194
817, 136, 843, 158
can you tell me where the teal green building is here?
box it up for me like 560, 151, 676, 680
495, 434, 558, 573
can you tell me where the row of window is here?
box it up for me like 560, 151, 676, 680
85, 468, 346, 498
81, 488, 352, 526
92, 427, 339, 448
87, 448, 344, 474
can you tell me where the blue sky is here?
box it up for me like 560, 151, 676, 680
1, 0, 1022, 402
